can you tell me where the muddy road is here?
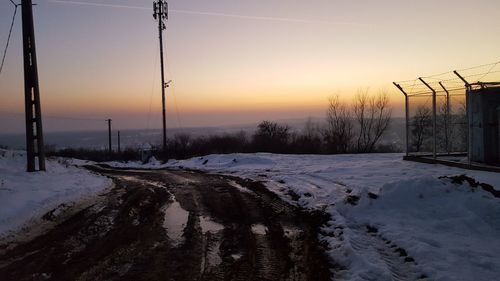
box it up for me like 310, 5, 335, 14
0, 167, 331, 281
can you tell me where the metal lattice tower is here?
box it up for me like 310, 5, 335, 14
153, 0, 168, 152
21, 0, 45, 172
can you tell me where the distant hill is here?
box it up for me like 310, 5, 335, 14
0, 117, 406, 151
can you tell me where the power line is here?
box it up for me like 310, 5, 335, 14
171, 84, 182, 130
163, 32, 182, 131
0, 3, 19, 76
43, 115, 108, 121
146, 39, 159, 131
0, 111, 107, 121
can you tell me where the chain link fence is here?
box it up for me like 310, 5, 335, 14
394, 61, 500, 163
406, 89, 467, 156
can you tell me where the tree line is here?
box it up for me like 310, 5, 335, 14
47, 90, 395, 162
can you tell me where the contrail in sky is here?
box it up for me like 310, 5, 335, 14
48, 0, 150, 10
47, 0, 375, 27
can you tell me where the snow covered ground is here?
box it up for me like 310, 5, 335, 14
0, 150, 111, 238
107, 153, 500, 281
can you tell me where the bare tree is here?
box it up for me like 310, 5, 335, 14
411, 106, 432, 152
172, 134, 191, 158
437, 99, 453, 153
253, 120, 290, 152
323, 95, 353, 153
303, 117, 321, 140
353, 90, 392, 152
455, 99, 468, 152
288, 117, 323, 154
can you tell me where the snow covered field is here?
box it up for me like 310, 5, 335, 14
108, 153, 500, 281
0, 150, 111, 238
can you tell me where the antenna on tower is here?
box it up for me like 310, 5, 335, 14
153, 0, 168, 153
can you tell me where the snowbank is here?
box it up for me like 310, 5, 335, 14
336, 176, 500, 281
0, 150, 111, 237
107, 153, 500, 281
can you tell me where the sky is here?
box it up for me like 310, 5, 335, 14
1, 0, 500, 133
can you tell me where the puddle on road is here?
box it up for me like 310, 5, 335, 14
201, 240, 222, 274
163, 199, 190, 246
116, 176, 140, 184
228, 180, 252, 194
231, 253, 243, 261
207, 240, 222, 267
251, 224, 268, 235
199, 216, 224, 274
117, 176, 166, 189
200, 216, 224, 234
160, 171, 200, 184
283, 226, 302, 239
144, 180, 167, 189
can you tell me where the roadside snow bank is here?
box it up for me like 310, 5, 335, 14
0, 150, 111, 237
106, 156, 163, 169
106, 153, 500, 280
336, 176, 500, 281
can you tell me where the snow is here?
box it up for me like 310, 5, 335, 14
106, 156, 163, 169
0, 150, 111, 238
332, 176, 500, 281
106, 153, 500, 281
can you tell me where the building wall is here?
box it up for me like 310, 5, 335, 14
470, 87, 500, 163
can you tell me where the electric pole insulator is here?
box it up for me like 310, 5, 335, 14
107, 119, 112, 155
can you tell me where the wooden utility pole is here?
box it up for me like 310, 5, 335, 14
117, 130, 121, 154
153, 0, 168, 152
107, 119, 112, 154
21, 0, 45, 172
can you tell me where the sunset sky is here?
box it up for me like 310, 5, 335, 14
1, 0, 500, 132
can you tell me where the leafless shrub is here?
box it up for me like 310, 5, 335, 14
253, 120, 291, 152
437, 99, 453, 153
323, 95, 353, 153
290, 117, 323, 154
353, 89, 392, 153
411, 106, 432, 152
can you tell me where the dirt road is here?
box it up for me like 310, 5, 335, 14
0, 167, 331, 281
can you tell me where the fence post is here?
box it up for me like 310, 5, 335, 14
393, 83, 410, 156
453, 71, 472, 166
419, 78, 437, 160
438, 82, 451, 154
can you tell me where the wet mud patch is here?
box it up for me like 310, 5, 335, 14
0, 167, 331, 281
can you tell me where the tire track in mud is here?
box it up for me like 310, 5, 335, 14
0, 167, 331, 281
